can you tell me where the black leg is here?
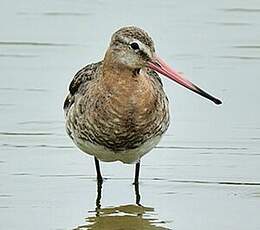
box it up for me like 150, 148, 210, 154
133, 161, 140, 185
94, 157, 103, 183
134, 182, 141, 205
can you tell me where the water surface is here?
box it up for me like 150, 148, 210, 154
0, 0, 260, 229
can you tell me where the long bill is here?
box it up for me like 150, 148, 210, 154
147, 55, 222, 105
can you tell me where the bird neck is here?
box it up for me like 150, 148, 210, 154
101, 50, 138, 89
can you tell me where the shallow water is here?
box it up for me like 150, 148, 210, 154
1, 0, 260, 229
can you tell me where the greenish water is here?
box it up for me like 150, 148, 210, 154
1, 0, 260, 229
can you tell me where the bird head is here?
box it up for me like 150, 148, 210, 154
105, 26, 222, 105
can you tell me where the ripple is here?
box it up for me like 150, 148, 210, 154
0, 87, 48, 92
39, 174, 87, 178
120, 178, 260, 187
11, 173, 31, 176
77, 177, 260, 187
217, 55, 260, 60
222, 8, 260, 13
155, 145, 247, 150
249, 138, 260, 141
199, 152, 260, 156
0, 54, 38, 58
0, 87, 17, 91
209, 22, 251, 26
233, 45, 260, 49
43, 12, 92, 16
18, 120, 63, 125
0, 132, 53, 136
0, 194, 12, 198
168, 179, 260, 186
1, 143, 73, 149
0, 103, 14, 107
0, 41, 76, 47
17, 12, 92, 17
23, 88, 48, 92
234, 126, 260, 130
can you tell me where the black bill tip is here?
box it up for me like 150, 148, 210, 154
194, 85, 222, 105
213, 98, 222, 105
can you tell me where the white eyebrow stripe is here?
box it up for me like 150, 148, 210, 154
115, 35, 153, 57
131, 39, 152, 57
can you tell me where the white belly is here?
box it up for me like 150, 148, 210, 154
74, 135, 161, 164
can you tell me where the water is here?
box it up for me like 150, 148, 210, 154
1, 0, 260, 229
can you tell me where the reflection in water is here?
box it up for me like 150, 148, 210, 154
95, 181, 102, 210
75, 205, 170, 230
74, 182, 170, 230
95, 180, 141, 209
75, 204, 170, 230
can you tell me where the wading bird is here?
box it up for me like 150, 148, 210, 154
64, 26, 221, 185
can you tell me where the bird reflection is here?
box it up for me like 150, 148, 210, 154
73, 182, 170, 230
95, 180, 141, 209
95, 181, 103, 210
75, 204, 170, 230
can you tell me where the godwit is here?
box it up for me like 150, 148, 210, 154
64, 26, 221, 184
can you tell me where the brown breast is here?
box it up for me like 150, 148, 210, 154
71, 65, 169, 151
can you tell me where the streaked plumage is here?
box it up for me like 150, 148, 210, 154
64, 26, 221, 183
64, 59, 169, 163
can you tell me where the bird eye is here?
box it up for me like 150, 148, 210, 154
130, 42, 140, 50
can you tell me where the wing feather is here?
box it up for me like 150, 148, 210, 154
63, 61, 102, 112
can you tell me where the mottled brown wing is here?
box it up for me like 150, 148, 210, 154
63, 61, 102, 112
